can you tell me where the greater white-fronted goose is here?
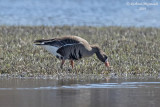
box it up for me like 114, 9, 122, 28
34, 36, 110, 68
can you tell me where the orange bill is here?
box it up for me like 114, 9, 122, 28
105, 61, 110, 67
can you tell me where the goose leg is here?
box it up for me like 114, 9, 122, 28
70, 60, 74, 69
60, 60, 65, 69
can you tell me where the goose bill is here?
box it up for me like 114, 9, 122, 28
105, 61, 110, 67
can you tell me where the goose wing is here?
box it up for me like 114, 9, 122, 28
34, 39, 65, 47
34, 36, 81, 47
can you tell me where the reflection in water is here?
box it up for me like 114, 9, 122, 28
0, 78, 160, 107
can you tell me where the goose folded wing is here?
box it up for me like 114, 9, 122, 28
34, 39, 64, 47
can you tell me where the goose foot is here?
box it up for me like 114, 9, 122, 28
70, 60, 74, 69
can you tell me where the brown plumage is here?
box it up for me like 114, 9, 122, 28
34, 36, 110, 68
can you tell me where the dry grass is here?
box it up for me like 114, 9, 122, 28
0, 26, 160, 78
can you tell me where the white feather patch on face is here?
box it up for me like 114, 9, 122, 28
42, 45, 61, 57
105, 59, 108, 63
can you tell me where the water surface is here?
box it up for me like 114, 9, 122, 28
0, 0, 159, 27
0, 78, 160, 107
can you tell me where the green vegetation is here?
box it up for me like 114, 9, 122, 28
0, 26, 160, 78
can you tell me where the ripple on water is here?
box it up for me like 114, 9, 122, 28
0, 82, 160, 90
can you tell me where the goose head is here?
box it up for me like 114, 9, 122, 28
91, 45, 110, 67
97, 52, 110, 67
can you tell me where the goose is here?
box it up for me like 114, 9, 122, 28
34, 36, 110, 69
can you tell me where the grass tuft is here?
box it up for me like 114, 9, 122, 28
0, 26, 160, 78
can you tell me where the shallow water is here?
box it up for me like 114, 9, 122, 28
0, 0, 159, 27
0, 78, 160, 107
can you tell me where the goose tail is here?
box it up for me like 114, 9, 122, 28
34, 39, 51, 45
